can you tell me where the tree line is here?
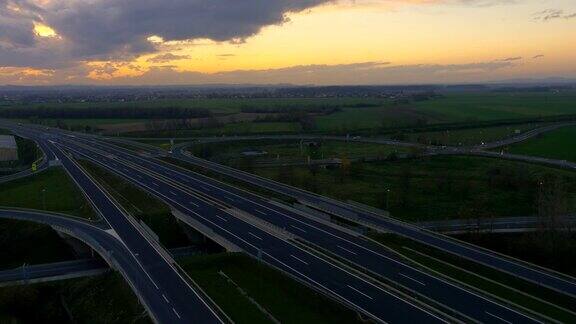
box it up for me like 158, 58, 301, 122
0, 106, 212, 119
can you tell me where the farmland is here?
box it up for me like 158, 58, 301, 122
507, 126, 576, 162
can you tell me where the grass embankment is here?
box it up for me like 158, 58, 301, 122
79, 161, 191, 248
180, 253, 363, 324
0, 219, 77, 269
0, 273, 149, 323
0, 168, 95, 219
507, 126, 576, 162
371, 233, 576, 322
244, 156, 576, 221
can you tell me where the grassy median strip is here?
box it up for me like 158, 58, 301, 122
371, 233, 576, 322
180, 253, 363, 324
79, 160, 191, 249
0, 167, 95, 219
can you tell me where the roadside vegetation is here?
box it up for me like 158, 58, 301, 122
506, 126, 576, 162
79, 160, 192, 249
0, 168, 95, 219
208, 155, 576, 221
180, 253, 363, 324
370, 233, 576, 322
0, 273, 149, 323
0, 219, 77, 270
190, 139, 409, 168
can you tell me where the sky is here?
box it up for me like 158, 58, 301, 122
0, 0, 575, 85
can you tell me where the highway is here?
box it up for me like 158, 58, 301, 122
0, 208, 214, 323
171, 144, 576, 298
0, 124, 227, 324
71, 134, 544, 322
8, 123, 450, 323
13, 124, 547, 322
419, 215, 576, 233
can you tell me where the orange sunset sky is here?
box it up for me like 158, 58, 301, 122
1, 0, 575, 85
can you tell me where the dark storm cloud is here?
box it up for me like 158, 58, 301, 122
0, 0, 331, 68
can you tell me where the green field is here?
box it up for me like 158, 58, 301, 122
245, 156, 576, 221
181, 253, 362, 324
3, 97, 390, 115
507, 126, 576, 162
411, 91, 576, 122
313, 91, 576, 132
0, 168, 95, 219
0, 218, 77, 269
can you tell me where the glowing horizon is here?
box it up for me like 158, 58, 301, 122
1, 0, 575, 85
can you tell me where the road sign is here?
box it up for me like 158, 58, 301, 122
31, 163, 37, 172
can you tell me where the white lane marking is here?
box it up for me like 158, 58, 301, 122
201, 186, 210, 191
173, 308, 181, 319
162, 294, 170, 304
216, 215, 228, 222
399, 273, 426, 286
189, 201, 199, 207
254, 209, 267, 216
169, 191, 177, 196
224, 196, 236, 202
290, 224, 307, 233
248, 232, 263, 240
151, 182, 159, 187
485, 312, 512, 324
347, 285, 373, 300
290, 254, 309, 265
336, 245, 357, 255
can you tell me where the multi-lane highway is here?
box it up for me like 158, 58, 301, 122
12, 123, 549, 323
71, 133, 544, 322
0, 208, 219, 323
171, 142, 576, 299
4, 121, 573, 323
7, 123, 450, 323
0, 124, 227, 324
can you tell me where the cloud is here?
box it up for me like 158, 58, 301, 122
533, 9, 576, 22
532, 54, 545, 59
0, 59, 527, 85
0, 0, 332, 68
147, 53, 191, 63
497, 56, 522, 62
84, 60, 515, 85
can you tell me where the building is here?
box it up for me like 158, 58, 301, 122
0, 135, 18, 161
